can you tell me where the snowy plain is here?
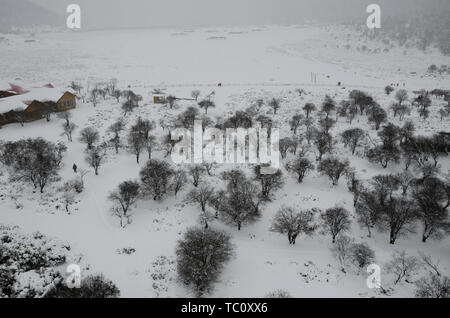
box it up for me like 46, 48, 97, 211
0, 24, 449, 298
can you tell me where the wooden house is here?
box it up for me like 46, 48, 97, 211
24, 100, 57, 122
0, 89, 76, 126
0, 91, 17, 99
153, 94, 166, 104
56, 92, 76, 111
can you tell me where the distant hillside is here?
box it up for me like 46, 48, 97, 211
0, 0, 63, 32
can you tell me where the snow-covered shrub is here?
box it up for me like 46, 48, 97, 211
415, 274, 449, 298
330, 235, 355, 272
385, 251, 419, 285
265, 289, 292, 298
45, 274, 120, 298
12, 268, 63, 298
1, 227, 67, 272
0, 266, 15, 297
63, 178, 84, 194
350, 243, 375, 271
149, 256, 176, 297
0, 226, 69, 298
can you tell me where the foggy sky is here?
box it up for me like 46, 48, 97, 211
29, 0, 450, 30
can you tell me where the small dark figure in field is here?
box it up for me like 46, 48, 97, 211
73, 163, 77, 173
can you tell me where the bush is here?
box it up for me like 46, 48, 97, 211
385, 251, 419, 285
0, 226, 69, 298
330, 235, 354, 271
45, 274, 120, 298
265, 289, 292, 298
1, 227, 67, 272
415, 274, 449, 298
350, 243, 375, 270
176, 227, 234, 296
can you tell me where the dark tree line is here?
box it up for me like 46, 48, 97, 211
0, 138, 66, 193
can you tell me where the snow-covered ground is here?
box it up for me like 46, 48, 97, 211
0, 24, 449, 298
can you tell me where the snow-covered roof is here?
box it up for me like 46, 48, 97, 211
0, 86, 71, 113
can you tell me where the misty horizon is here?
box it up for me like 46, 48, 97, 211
15, 0, 450, 31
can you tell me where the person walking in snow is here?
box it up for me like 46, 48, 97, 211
73, 163, 77, 173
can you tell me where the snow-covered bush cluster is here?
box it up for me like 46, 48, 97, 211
0, 225, 69, 298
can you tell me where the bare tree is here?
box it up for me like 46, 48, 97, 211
341, 128, 365, 155
127, 126, 146, 164
268, 98, 281, 114
394, 170, 414, 195
191, 90, 201, 101
253, 165, 284, 200
69, 81, 82, 95
395, 89, 408, 106
109, 180, 140, 228
219, 180, 263, 230
140, 159, 174, 201
385, 250, 420, 285
313, 131, 331, 161
166, 95, 177, 109
89, 88, 100, 107
146, 135, 157, 159
366, 145, 400, 169
303, 103, 316, 119
185, 184, 215, 228
85, 145, 107, 175
171, 169, 187, 196
318, 157, 349, 186
176, 227, 234, 296
270, 206, 316, 244
185, 184, 215, 213
412, 177, 450, 242
203, 162, 216, 176
61, 122, 77, 142
286, 157, 314, 183
330, 235, 355, 272
189, 165, 205, 187
418, 252, 442, 277
415, 274, 449, 298
107, 119, 124, 154
221, 169, 246, 190
1, 138, 66, 193
321, 206, 351, 243
289, 114, 303, 135
111, 90, 122, 103
321, 95, 336, 119
279, 137, 296, 159
79, 127, 100, 150
367, 105, 387, 130
59, 183, 77, 213
379, 196, 417, 244
57, 111, 72, 126
198, 99, 215, 114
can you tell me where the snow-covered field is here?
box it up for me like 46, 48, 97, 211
0, 24, 449, 298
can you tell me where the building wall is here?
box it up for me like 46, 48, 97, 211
57, 93, 76, 111
24, 101, 46, 122
0, 92, 77, 126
